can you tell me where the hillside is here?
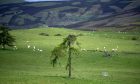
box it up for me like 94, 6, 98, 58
0, 0, 140, 30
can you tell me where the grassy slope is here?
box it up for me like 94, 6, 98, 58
0, 28, 140, 84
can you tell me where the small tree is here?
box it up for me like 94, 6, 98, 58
0, 25, 15, 49
51, 34, 80, 78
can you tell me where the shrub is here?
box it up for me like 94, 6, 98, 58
39, 33, 49, 36
77, 33, 84, 36
131, 36, 138, 40
54, 34, 62, 36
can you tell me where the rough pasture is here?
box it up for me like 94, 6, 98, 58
0, 28, 140, 84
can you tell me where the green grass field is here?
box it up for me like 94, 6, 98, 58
0, 28, 140, 84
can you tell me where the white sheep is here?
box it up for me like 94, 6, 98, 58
39, 50, 43, 52
37, 49, 42, 51
112, 48, 115, 51
101, 71, 109, 77
33, 46, 36, 51
81, 48, 86, 51
96, 48, 99, 51
33, 46, 36, 49
104, 47, 107, 51
13, 46, 18, 50
26, 41, 30, 43
27, 45, 30, 48
112, 48, 118, 52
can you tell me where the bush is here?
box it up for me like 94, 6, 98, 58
39, 33, 49, 36
54, 34, 62, 36
131, 36, 138, 40
77, 33, 84, 36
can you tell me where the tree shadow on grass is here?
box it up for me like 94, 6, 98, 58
121, 51, 140, 55
0, 48, 12, 51
41, 75, 84, 84
43, 75, 80, 80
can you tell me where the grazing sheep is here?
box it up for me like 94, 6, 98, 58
13, 46, 18, 50
112, 45, 118, 52
33, 46, 36, 51
112, 48, 115, 51
81, 48, 86, 51
26, 41, 30, 43
112, 48, 118, 52
27, 45, 30, 48
101, 71, 109, 77
104, 47, 107, 51
96, 48, 99, 51
33, 46, 36, 49
39, 50, 43, 52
